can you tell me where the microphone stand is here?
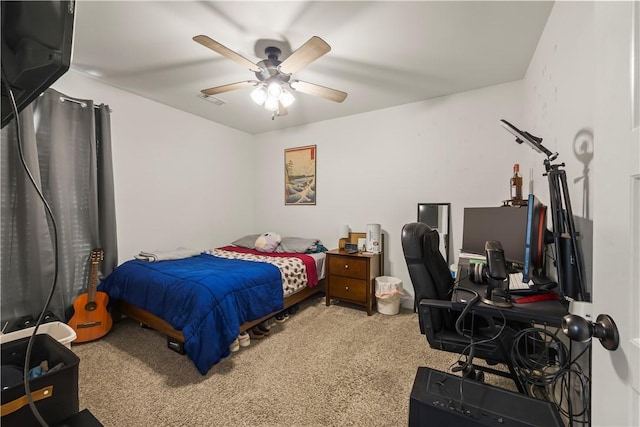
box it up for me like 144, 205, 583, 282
500, 120, 588, 303
544, 158, 588, 302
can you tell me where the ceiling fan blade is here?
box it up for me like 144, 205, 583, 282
278, 36, 331, 75
290, 80, 347, 103
193, 35, 262, 73
201, 80, 258, 96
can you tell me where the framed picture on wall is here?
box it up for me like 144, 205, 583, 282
285, 145, 316, 205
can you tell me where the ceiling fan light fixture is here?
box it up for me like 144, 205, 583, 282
266, 81, 283, 98
264, 96, 279, 112
280, 90, 295, 108
250, 85, 267, 106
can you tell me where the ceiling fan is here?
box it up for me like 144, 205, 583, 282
193, 35, 347, 117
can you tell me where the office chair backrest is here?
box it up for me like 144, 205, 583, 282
401, 222, 455, 333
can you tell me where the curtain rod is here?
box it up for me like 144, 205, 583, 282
59, 95, 112, 112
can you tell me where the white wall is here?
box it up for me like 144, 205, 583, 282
523, 1, 596, 296
52, 70, 256, 262
253, 80, 529, 307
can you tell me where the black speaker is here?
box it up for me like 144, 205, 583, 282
409, 367, 563, 427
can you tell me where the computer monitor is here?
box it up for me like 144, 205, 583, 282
523, 194, 548, 283
461, 206, 528, 266
1, 1, 75, 128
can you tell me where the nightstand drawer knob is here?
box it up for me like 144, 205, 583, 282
345, 286, 349, 291
344, 265, 349, 269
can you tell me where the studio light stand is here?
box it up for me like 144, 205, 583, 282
500, 120, 588, 303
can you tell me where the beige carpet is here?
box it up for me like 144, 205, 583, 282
71, 296, 514, 426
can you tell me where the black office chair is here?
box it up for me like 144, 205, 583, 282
401, 222, 524, 388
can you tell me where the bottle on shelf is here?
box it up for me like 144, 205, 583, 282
510, 163, 523, 202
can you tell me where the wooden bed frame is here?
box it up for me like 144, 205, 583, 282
112, 279, 326, 343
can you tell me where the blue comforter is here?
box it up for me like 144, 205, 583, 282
99, 254, 283, 374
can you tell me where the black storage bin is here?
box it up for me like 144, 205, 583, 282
1, 334, 79, 427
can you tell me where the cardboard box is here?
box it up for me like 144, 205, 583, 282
1, 334, 79, 427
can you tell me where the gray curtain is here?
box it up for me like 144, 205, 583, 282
1, 88, 117, 325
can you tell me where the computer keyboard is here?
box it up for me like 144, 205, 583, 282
508, 272, 531, 290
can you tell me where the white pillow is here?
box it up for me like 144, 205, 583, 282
254, 232, 281, 253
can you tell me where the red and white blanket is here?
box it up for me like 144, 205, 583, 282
211, 246, 319, 297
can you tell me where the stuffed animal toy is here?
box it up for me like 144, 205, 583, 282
254, 232, 281, 253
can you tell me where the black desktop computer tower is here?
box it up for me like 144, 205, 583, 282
409, 367, 564, 427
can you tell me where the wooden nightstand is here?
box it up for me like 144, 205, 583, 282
325, 249, 383, 315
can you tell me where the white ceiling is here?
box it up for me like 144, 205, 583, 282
71, 1, 554, 135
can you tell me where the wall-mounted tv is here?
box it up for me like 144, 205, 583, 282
1, 1, 75, 128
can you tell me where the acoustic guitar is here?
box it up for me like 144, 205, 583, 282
68, 248, 112, 343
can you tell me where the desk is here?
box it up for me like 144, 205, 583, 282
451, 263, 591, 426
452, 262, 569, 327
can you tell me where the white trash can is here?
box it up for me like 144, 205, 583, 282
375, 276, 404, 315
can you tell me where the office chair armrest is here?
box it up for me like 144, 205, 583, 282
418, 299, 454, 310
418, 298, 502, 339
417, 298, 455, 342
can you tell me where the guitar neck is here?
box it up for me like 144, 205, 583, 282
87, 259, 100, 302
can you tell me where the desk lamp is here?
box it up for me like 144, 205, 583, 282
561, 313, 620, 351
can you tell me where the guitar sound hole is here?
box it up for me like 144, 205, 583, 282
85, 302, 97, 311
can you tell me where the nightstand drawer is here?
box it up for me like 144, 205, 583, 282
329, 276, 367, 301
328, 256, 367, 279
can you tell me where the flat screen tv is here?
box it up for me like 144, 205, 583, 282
1, 1, 75, 128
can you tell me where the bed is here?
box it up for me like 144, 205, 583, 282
99, 243, 326, 375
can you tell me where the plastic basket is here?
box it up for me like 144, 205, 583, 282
0, 322, 76, 349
